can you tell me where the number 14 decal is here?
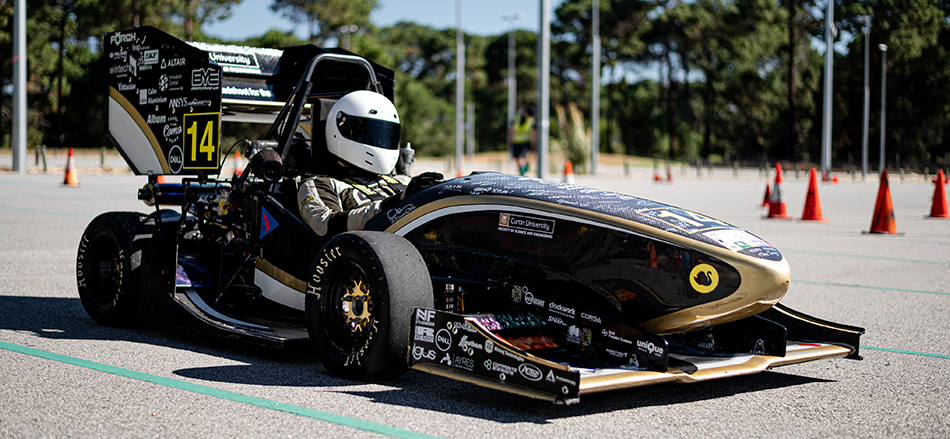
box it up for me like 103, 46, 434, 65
183, 112, 219, 170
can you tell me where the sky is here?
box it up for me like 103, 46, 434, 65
203, 0, 565, 41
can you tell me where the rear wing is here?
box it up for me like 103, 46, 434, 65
103, 26, 394, 176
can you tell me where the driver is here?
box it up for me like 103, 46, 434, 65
297, 90, 441, 237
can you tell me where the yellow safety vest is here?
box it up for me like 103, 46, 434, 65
512, 116, 534, 144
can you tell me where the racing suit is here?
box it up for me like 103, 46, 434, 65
297, 172, 442, 237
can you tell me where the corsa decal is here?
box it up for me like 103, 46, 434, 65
260, 207, 278, 239
689, 263, 719, 294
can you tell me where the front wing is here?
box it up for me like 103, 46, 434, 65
408, 306, 861, 404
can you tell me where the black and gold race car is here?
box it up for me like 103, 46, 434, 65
78, 27, 862, 404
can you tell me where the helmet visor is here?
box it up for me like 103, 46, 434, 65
336, 112, 401, 150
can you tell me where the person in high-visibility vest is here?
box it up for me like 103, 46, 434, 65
508, 105, 536, 176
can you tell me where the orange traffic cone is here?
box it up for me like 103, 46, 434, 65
233, 150, 244, 176
762, 182, 771, 207
653, 172, 663, 181
928, 169, 949, 218
63, 147, 79, 187
867, 169, 897, 234
666, 163, 673, 182
562, 160, 575, 184
800, 168, 827, 222
766, 163, 789, 219
155, 175, 165, 183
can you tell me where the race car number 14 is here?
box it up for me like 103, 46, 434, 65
182, 112, 220, 170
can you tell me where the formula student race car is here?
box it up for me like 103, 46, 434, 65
79, 27, 863, 404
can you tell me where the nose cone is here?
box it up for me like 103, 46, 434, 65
640, 252, 790, 335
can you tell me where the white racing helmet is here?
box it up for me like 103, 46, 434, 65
325, 90, 401, 175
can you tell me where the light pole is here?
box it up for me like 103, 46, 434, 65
591, 0, 600, 175
537, 0, 551, 179
455, 0, 464, 176
819, 0, 835, 179
879, 44, 887, 175
503, 13, 524, 163
338, 25, 358, 51
859, 15, 870, 179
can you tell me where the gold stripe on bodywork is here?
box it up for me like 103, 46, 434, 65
109, 86, 171, 174
388, 195, 789, 335
578, 344, 852, 395
255, 259, 307, 292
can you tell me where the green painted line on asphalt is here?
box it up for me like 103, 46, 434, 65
863, 346, 950, 360
783, 249, 950, 266
0, 205, 93, 218
0, 340, 442, 439
793, 279, 950, 296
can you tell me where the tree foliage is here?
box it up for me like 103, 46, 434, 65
3, 0, 949, 168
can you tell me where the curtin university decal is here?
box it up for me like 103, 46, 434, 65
104, 26, 222, 176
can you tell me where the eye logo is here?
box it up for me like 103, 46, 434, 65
689, 263, 719, 294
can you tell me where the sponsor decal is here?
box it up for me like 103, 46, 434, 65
484, 339, 494, 354
163, 124, 183, 143
142, 49, 159, 65
415, 309, 436, 326
386, 204, 416, 223
147, 96, 168, 105
565, 325, 592, 346
549, 302, 576, 318
580, 312, 601, 324
169, 97, 212, 110
689, 263, 719, 294
476, 316, 503, 332
109, 32, 136, 46
109, 65, 130, 75
547, 315, 565, 326
129, 55, 137, 76
259, 207, 278, 239
457, 335, 482, 353
482, 359, 518, 377
191, 68, 221, 90
414, 326, 434, 343
453, 355, 475, 371
634, 206, 729, 234
223, 86, 273, 99
411, 345, 437, 361
209, 51, 259, 69
602, 329, 634, 345
167, 145, 183, 174
637, 339, 665, 357
117, 82, 136, 91
546, 370, 556, 382
146, 114, 166, 125
518, 363, 543, 381
523, 290, 544, 308
498, 213, 555, 239
439, 352, 452, 366
109, 51, 128, 60
138, 89, 147, 105
307, 246, 342, 297
447, 321, 477, 333
162, 57, 186, 69
703, 229, 772, 252
435, 328, 452, 351
606, 348, 628, 359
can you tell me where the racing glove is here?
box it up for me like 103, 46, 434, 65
378, 172, 444, 213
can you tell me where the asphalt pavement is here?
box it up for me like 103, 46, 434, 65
1, 164, 948, 438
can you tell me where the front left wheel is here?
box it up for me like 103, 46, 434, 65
306, 231, 433, 379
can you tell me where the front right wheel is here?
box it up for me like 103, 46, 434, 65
306, 231, 433, 379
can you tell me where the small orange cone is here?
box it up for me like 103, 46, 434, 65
867, 169, 897, 234
233, 150, 243, 176
63, 147, 79, 187
801, 168, 827, 222
155, 175, 165, 183
666, 163, 673, 182
928, 169, 949, 218
766, 163, 789, 219
653, 173, 663, 181
762, 182, 771, 207
562, 160, 575, 184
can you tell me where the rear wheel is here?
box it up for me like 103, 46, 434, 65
76, 212, 148, 327
306, 231, 433, 379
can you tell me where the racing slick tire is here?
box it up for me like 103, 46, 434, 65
306, 231, 433, 379
76, 212, 149, 327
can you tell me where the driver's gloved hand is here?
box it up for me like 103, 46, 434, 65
403, 172, 443, 198
379, 172, 443, 212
